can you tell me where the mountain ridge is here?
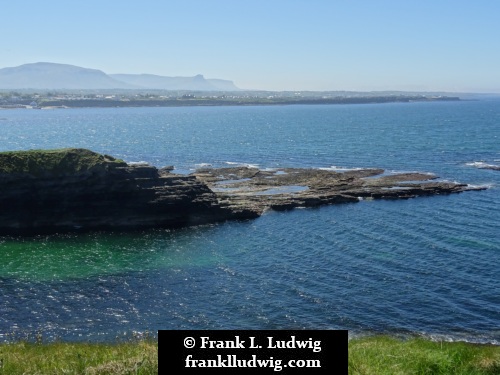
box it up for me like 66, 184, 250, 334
109, 73, 239, 91
0, 62, 240, 91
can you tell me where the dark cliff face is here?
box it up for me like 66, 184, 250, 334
0, 149, 257, 235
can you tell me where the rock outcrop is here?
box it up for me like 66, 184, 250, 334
0, 148, 256, 235
0, 148, 486, 235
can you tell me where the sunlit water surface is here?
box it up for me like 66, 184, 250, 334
0, 101, 499, 342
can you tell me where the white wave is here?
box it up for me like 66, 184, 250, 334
127, 161, 150, 166
224, 161, 260, 168
384, 169, 435, 176
467, 183, 495, 189
425, 333, 499, 346
318, 165, 364, 171
195, 163, 212, 168
466, 161, 500, 169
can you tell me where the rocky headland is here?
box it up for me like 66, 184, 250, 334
0, 148, 256, 235
0, 148, 486, 235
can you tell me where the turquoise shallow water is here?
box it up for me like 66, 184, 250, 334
0, 100, 499, 342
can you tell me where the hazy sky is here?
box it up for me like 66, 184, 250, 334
2, 0, 499, 92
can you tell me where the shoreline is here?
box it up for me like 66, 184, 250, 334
0, 94, 460, 110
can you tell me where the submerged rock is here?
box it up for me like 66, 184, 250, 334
0, 148, 486, 235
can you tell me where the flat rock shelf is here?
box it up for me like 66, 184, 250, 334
193, 166, 486, 214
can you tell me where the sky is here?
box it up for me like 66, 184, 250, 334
1, 0, 500, 92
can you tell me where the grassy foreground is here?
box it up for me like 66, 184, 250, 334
349, 336, 500, 375
0, 340, 157, 374
0, 336, 499, 374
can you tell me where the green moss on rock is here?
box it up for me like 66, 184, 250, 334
0, 148, 127, 177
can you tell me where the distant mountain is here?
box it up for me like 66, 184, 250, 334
110, 73, 240, 91
0, 62, 240, 91
0, 62, 134, 90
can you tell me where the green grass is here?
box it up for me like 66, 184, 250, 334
0, 148, 126, 177
1, 335, 498, 374
349, 336, 500, 375
0, 340, 157, 374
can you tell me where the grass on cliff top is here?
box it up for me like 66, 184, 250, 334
0, 340, 158, 374
0, 148, 127, 176
349, 336, 500, 375
1, 336, 499, 374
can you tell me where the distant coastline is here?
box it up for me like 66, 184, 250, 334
1, 93, 460, 109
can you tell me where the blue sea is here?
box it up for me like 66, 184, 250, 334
0, 100, 499, 343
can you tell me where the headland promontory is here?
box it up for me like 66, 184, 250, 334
0, 148, 485, 235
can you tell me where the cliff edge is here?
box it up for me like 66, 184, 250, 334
0, 148, 256, 235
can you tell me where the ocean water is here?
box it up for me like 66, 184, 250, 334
0, 100, 499, 343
